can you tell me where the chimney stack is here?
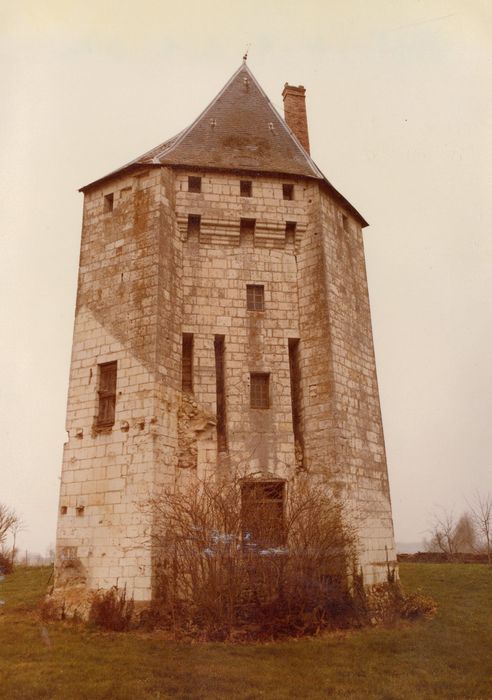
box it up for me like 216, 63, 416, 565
282, 83, 310, 154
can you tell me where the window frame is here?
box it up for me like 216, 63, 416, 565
250, 372, 270, 409
96, 361, 117, 429
246, 284, 265, 312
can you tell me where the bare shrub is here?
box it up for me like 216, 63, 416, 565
428, 496, 492, 562
39, 596, 59, 622
88, 586, 134, 631
427, 507, 460, 557
0, 504, 20, 549
398, 589, 437, 620
0, 551, 14, 575
148, 474, 359, 640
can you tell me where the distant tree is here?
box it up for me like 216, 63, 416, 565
453, 513, 476, 553
10, 516, 26, 565
427, 507, 458, 557
468, 492, 492, 564
0, 503, 19, 548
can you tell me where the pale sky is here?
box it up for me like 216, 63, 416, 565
1, 0, 491, 554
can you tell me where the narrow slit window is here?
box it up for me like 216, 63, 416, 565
214, 335, 227, 452
240, 180, 252, 197
250, 373, 270, 409
187, 214, 201, 237
288, 338, 304, 467
246, 284, 264, 311
241, 481, 285, 548
188, 176, 202, 193
96, 361, 117, 428
282, 184, 294, 201
104, 193, 114, 213
342, 214, 350, 232
182, 333, 194, 393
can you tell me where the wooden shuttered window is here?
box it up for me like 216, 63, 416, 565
97, 361, 117, 427
241, 481, 285, 548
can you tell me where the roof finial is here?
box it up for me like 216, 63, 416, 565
243, 44, 250, 62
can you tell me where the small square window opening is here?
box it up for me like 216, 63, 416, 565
250, 373, 270, 409
240, 180, 253, 197
188, 176, 202, 193
104, 193, 114, 213
246, 284, 265, 311
76, 506, 85, 517
282, 184, 294, 201
60, 506, 68, 515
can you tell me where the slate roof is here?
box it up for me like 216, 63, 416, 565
132, 62, 323, 178
81, 62, 367, 226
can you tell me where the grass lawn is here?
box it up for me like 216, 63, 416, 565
0, 563, 490, 699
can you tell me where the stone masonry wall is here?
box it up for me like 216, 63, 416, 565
56, 163, 397, 606
55, 167, 181, 603
318, 190, 396, 584
296, 185, 396, 585
175, 171, 308, 480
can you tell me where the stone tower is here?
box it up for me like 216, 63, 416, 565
54, 62, 397, 609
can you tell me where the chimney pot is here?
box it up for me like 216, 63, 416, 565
282, 83, 310, 154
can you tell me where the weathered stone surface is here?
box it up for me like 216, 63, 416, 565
54, 67, 397, 612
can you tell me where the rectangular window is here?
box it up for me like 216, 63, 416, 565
285, 221, 297, 245
241, 481, 285, 548
61, 546, 77, 561
182, 333, 194, 393
214, 335, 227, 451
188, 176, 202, 193
246, 284, 264, 311
250, 372, 270, 409
240, 180, 252, 197
240, 218, 255, 245
104, 193, 114, 213
187, 214, 201, 237
97, 361, 117, 428
282, 184, 294, 201
342, 214, 350, 232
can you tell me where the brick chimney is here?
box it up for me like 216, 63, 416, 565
282, 83, 310, 154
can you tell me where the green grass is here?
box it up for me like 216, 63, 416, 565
0, 564, 491, 699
